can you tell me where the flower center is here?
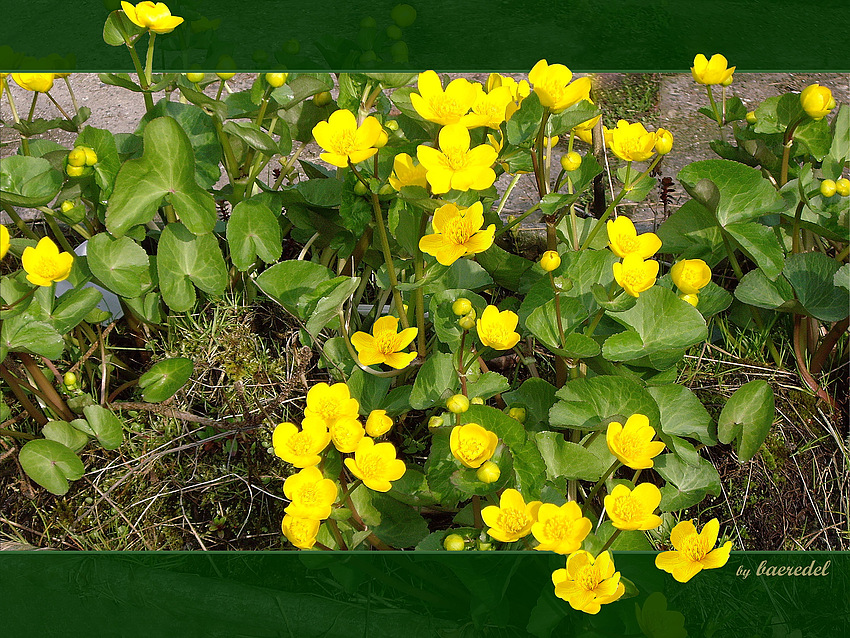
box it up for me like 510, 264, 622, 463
289, 518, 313, 540
543, 515, 571, 541
615, 431, 641, 459
298, 485, 318, 505
288, 431, 315, 456
357, 452, 384, 479
612, 494, 641, 521
618, 236, 639, 254
682, 535, 707, 562
443, 146, 470, 171
497, 508, 529, 534
577, 565, 602, 591
483, 323, 510, 345
332, 129, 356, 154
444, 216, 474, 245
621, 267, 648, 289
459, 435, 485, 461
316, 400, 340, 421
35, 256, 65, 280
375, 331, 400, 355
430, 96, 464, 122
333, 422, 359, 447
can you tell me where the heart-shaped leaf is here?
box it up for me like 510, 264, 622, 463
138, 357, 194, 403
226, 198, 282, 271
156, 223, 228, 312
0, 155, 63, 207
86, 233, 151, 298
19, 439, 85, 495
42, 421, 90, 452
82, 405, 124, 450
717, 380, 775, 463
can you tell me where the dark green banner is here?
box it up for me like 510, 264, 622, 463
0, 551, 847, 636
2, 0, 849, 71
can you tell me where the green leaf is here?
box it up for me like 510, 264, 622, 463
463, 404, 526, 448
86, 233, 151, 298
137, 101, 222, 190
1, 312, 64, 359
794, 117, 831, 160
695, 281, 733, 319
19, 439, 85, 495
677, 159, 783, 226
592, 521, 653, 551
0, 155, 63, 207
647, 384, 716, 445
226, 199, 282, 271
835, 264, 850, 292
784, 252, 849, 322
305, 276, 360, 336
424, 428, 465, 508
526, 296, 594, 356
106, 117, 217, 237
381, 385, 413, 417
255, 260, 334, 319
156, 223, 228, 312
466, 372, 509, 401
294, 178, 343, 207
138, 358, 194, 403
724, 222, 785, 280
369, 491, 430, 548
539, 158, 603, 216
550, 375, 660, 431
223, 120, 280, 156
828, 104, 849, 163
410, 352, 458, 410
558, 248, 620, 312
656, 199, 726, 265
82, 405, 124, 450
428, 289, 487, 349
510, 437, 547, 499
274, 73, 334, 110
363, 73, 416, 88
425, 258, 494, 294
734, 267, 796, 311
502, 378, 558, 431
655, 453, 721, 511
50, 287, 103, 334
102, 9, 144, 46
717, 380, 775, 463
602, 287, 707, 363
534, 431, 607, 481
76, 126, 121, 197
754, 93, 805, 135
548, 100, 602, 136
42, 421, 89, 453
347, 369, 391, 415
476, 243, 538, 293
506, 92, 543, 146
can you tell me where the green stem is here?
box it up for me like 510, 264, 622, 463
350, 163, 410, 330
791, 201, 804, 254
125, 40, 154, 111
534, 108, 551, 196
63, 76, 80, 114
582, 430, 601, 449
414, 210, 428, 357
274, 141, 307, 190
582, 459, 620, 515
215, 80, 225, 101
0, 364, 49, 426
26, 92, 38, 122
2, 78, 29, 155
44, 92, 73, 122
494, 203, 540, 239
0, 428, 36, 441
458, 330, 468, 396
496, 173, 522, 215
598, 528, 622, 555
549, 272, 567, 350
213, 116, 239, 182
779, 119, 803, 187
706, 85, 721, 126
43, 214, 76, 254
1, 202, 40, 240
144, 33, 156, 87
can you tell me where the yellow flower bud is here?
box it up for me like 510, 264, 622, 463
391, 3, 417, 27
654, 128, 673, 155
386, 25, 403, 40
820, 179, 837, 198
476, 460, 501, 484
186, 72, 204, 83
458, 315, 475, 331
83, 147, 98, 166
691, 54, 735, 86
0, 224, 8, 261
720, 74, 734, 87
11, 73, 55, 93
679, 294, 699, 307
216, 72, 235, 80
540, 250, 561, 272
508, 406, 527, 423
835, 178, 850, 197
61, 200, 75, 214
354, 180, 369, 196
544, 135, 559, 148
452, 297, 472, 316
266, 72, 288, 88
67, 147, 88, 167
313, 91, 332, 107
365, 409, 393, 438
63, 371, 78, 388
746, 110, 757, 125
560, 151, 582, 172
375, 129, 389, 148
443, 533, 465, 551
66, 164, 85, 177
446, 394, 470, 414
385, 119, 399, 131
121, 1, 184, 34
470, 397, 484, 405
428, 415, 445, 428
800, 84, 835, 120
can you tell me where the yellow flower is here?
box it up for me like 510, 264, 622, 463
121, 1, 184, 34
304, 382, 360, 428
606, 414, 666, 470
655, 518, 733, 582
344, 437, 406, 492
605, 120, 658, 163
21, 237, 74, 287
573, 99, 602, 145
410, 70, 477, 125
691, 54, 735, 86
606, 215, 661, 259
528, 59, 592, 113
655, 128, 674, 155
418, 201, 495, 266
312, 109, 382, 168
552, 551, 625, 614
486, 73, 530, 120
477, 305, 520, 351
417, 124, 497, 194
351, 315, 418, 369
11, 73, 55, 93
283, 466, 338, 520
327, 416, 366, 454
604, 483, 663, 531
482, 488, 541, 542
281, 514, 320, 550
800, 84, 836, 120
0, 224, 9, 260
532, 502, 592, 554
388, 153, 428, 191
540, 250, 561, 272
670, 258, 712, 295
365, 409, 393, 437
613, 254, 659, 298
462, 84, 514, 129
272, 420, 332, 468
449, 422, 499, 469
